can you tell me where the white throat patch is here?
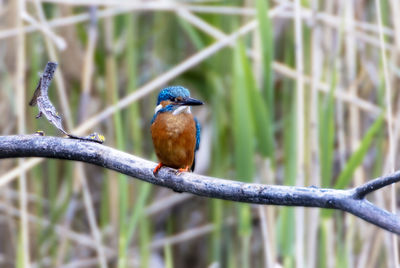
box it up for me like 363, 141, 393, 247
154, 104, 163, 114
173, 106, 191, 115
154, 104, 192, 115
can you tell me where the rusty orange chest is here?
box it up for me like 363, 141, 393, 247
151, 112, 197, 170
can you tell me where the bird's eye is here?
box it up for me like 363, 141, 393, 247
173, 97, 178, 102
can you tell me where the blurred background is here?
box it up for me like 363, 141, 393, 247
0, 0, 399, 267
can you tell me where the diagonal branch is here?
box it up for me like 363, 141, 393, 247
0, 135, 399, 234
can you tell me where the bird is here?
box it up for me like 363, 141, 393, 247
151, 86, 203, 174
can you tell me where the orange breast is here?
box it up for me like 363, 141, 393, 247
151, 112, 197, 169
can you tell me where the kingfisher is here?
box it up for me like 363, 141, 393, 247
151, 86, 203, 174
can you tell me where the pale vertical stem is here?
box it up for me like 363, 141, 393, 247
346, 1, 361, 187
79, 7, 98, 122
77, 164, 107, 268
253, 15, 274, 268
258, 206, 273, 268
294, 0, 304, 267
345, 1, 357, 267
16, 0, 26, 197
387, 0, 400, 158
378, 0, 400, 263
336, 0, 345, 182
79, 7, 98, 121
324, 2, 335, 267
258, 159, 275, 268
103, 15, 119, 228
365, 231, 384, 268
357, 226, 383, 268
390, 0, 400, 51
307, 0, 321, 267
375, 0, 398, 267
103, 16, 127, 268
56, 168, 107, 268
76, 10, 107, 266
16, 0, 30, 266
336, 94, 346, 167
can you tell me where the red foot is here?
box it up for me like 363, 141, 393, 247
153, 163, 164, 174
176, 166, 190, 175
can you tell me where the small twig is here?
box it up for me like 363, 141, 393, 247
354, 170, 400, 199
29, 61, 105, 143
29, 61, 66, 133
0, 135, 399, 234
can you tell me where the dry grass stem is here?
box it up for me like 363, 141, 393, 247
293, 0, 305, 267
16, 0, 30, 266
375, 0, 398, 266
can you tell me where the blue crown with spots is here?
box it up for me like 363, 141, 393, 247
157, 86, 190, 105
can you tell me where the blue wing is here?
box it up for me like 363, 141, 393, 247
194, 117, 201, 151
191, 117, 201, 172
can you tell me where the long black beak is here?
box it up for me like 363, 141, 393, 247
177, 97, 203, 106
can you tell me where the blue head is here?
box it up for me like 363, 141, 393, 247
157, 86, 191, 105
152, 86, 203, 123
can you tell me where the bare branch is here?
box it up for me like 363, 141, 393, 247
353, 171, 400, 199
0, 135, 399, 234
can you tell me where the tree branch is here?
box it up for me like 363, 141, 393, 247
0, 135, 399, 234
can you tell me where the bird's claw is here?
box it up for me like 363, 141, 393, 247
153, 163, 163, 175
175, 166, 190, 176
